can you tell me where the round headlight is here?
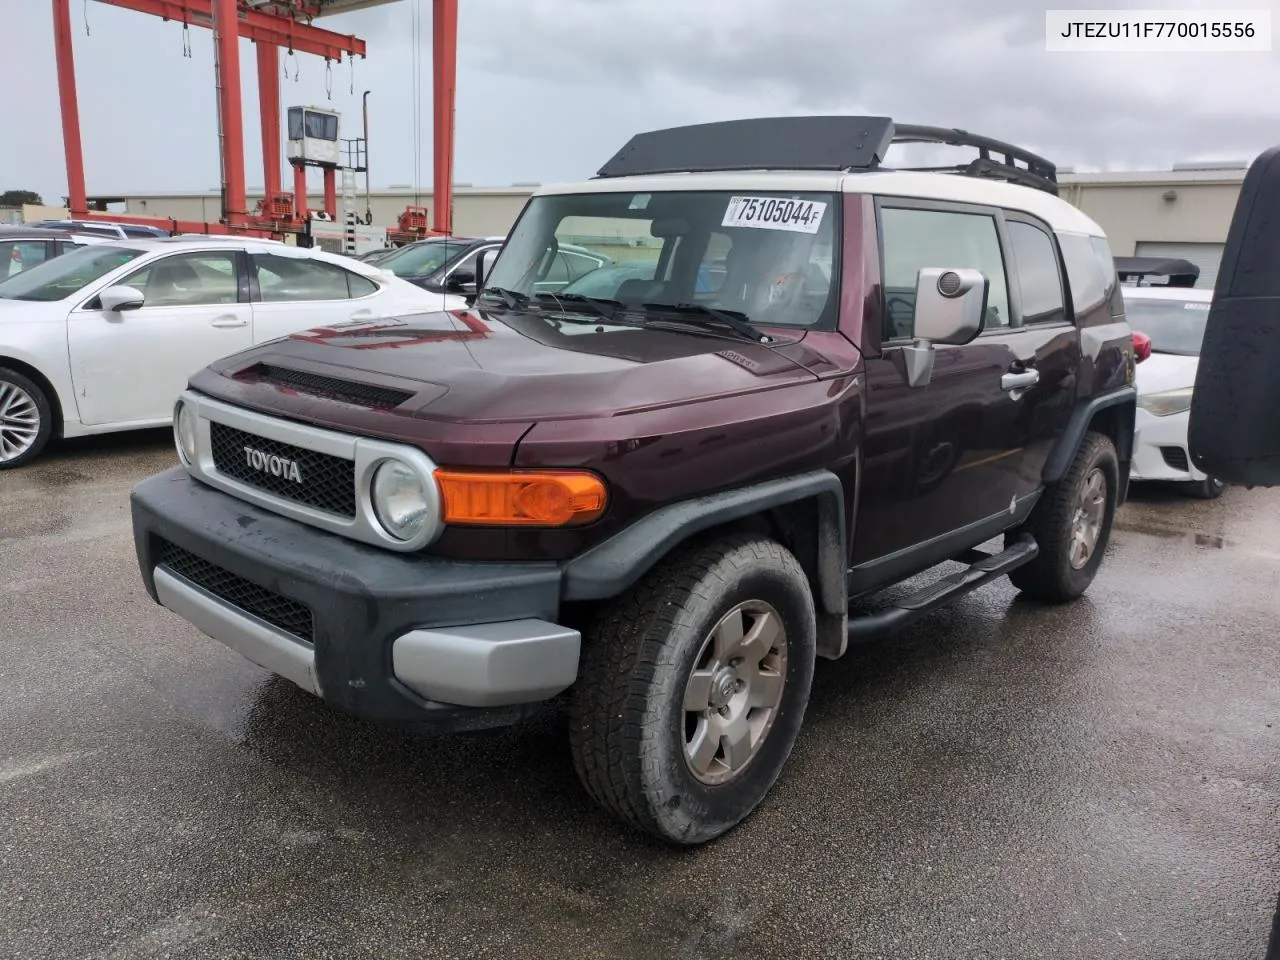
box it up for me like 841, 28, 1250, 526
174, 401, 197, 465
371, 459, 430, 541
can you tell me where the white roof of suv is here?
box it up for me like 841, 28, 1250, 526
537, 116, 1106, 238
538, 169, 1104, 236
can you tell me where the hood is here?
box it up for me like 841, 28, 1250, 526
191, 306, 838, 428
1135, 352, 1198, 396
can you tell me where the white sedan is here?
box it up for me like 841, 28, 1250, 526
0, 235, 460, 468
1123, 284, 1225, 498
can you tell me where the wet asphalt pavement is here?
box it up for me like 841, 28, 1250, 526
2, 430, 1278, 960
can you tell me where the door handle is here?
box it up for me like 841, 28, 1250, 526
1001, 370, 1039, 391
211, 316, 248, 329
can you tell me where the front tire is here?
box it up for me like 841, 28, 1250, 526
0, 367, 53, 470
569, 534, 817, 845
1007, 430, 1119, 603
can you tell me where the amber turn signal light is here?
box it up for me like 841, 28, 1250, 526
434, 469, 608, 527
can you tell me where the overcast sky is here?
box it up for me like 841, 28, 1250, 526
2, 0, 1278, 204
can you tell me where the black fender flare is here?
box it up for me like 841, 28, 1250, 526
1042, 386, 1136, 485
560, 469, 848, 626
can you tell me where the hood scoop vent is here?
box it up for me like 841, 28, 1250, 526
240, 363, 415, 410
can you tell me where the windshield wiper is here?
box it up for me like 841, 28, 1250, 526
478, 285, 530, 310
639, 302, 773, 344
532, 291, 623, 322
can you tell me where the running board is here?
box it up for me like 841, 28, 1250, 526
846, 534, 1038, 645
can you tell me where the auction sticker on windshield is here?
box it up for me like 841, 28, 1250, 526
723, 196, 826, 234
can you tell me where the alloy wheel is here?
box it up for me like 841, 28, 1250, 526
0, 380, 40, 463
682, 600, 788, 786
1069, 467, 1107, 569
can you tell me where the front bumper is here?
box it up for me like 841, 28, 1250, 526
1129, 407, 1206, 483
131, 467, 580, 732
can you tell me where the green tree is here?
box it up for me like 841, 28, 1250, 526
0, 190, 42, 206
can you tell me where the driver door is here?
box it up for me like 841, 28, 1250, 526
66, 249, 251, 426
852, 201, 1024, 568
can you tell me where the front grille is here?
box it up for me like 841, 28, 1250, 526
1161, 446, 1190, 472
210, 421, 356, 517
245, 364, 413, 410
157, 539, 314, 643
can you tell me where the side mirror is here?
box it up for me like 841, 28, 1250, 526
901, 267, 988, 388
1132, 330, 1153, 363
445, 269, 477, 294
469, 248, 498, 305
99, 284, 145, 312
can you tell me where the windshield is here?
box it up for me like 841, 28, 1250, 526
483, 189, 839, 328
376, 240, 472, 278
0, 244, 144, 302
1123, 296, 1211, 356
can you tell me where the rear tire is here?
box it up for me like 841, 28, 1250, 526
1007, 430, 1119, 603
568, 534, 816, 845
0, 367, 53, 470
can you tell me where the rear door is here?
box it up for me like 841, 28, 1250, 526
248, 252, 382, 342
993, 214, 1083, 502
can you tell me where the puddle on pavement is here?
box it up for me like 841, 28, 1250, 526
1114, 519, 1231, 551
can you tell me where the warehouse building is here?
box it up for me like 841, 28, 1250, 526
11, 162, 1247, 289
1058, 162, 1246, 289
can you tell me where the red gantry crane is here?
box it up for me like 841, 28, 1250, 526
50, 0, 457, 241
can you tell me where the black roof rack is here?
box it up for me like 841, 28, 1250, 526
888, 124, 1058, 195
595, 116, 896, 179
594, 116, 1059, 195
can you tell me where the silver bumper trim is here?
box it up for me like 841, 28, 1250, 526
153, 567, 322, 697
392, 619, 581, 708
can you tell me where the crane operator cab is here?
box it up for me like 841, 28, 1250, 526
286, 105, 341, 168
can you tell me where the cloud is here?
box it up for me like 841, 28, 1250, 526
2, 0, 1277, 205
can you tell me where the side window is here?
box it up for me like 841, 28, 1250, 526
346, 272, 378, 298
1090, 235, 1125, 317
563, 250, 604, 282
447, 247, 489, 281
533, 252, 573, 289
879, 206, 1011, 340
1007, 221, 1066, 325
120, 251, 239, 307
1058, 233, 1109, 316
2, 240, 51, 277
254, 254, 373, 302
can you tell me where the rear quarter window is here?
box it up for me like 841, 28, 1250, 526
1059, 232, 1122, 319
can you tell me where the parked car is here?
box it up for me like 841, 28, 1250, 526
1122, 284, 1222, 497
0, 236, 463, 468
0, 225, 103, 279
128, 116, 1136, 845
354, 247, 397, 264
376, 235, 611, 295
26, 218, 171, 239
559, 258, 722, 299
372, 236, 503, 293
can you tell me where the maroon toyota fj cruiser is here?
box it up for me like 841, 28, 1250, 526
130, 117, 1136, 845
